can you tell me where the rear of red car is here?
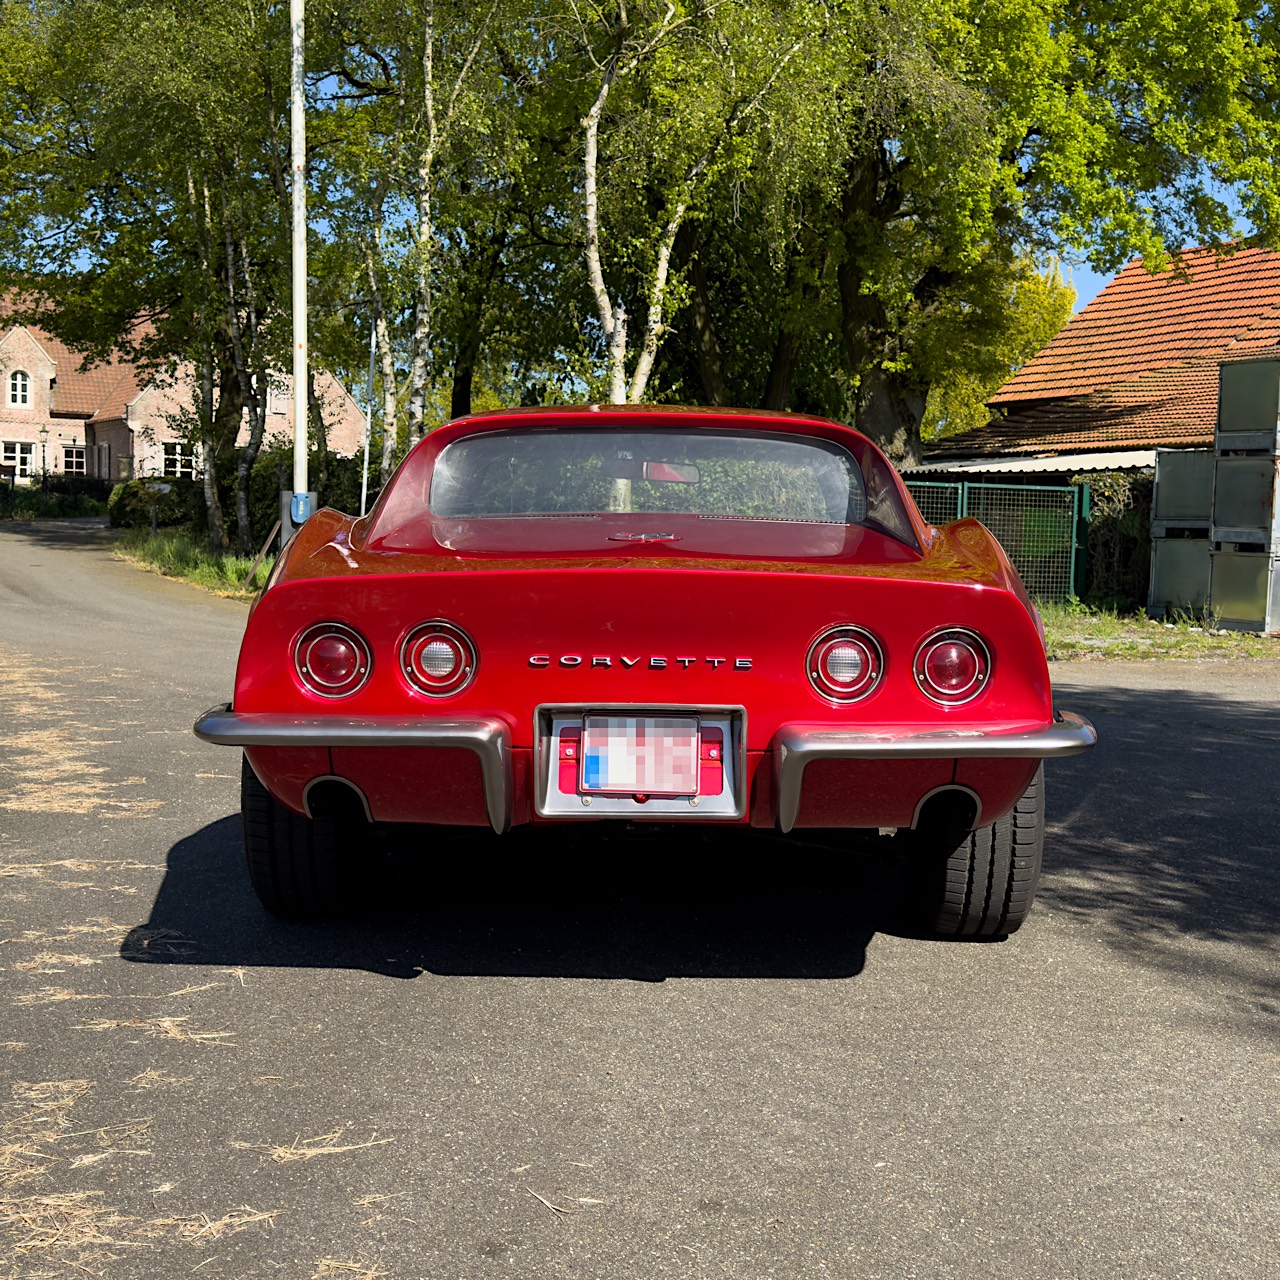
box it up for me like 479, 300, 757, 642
196, 408, 1094, 934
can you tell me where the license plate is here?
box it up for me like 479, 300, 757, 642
580, 715, 699, 795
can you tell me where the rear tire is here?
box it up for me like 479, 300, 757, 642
907, 765, 1045, 938
240, 755, 363, 918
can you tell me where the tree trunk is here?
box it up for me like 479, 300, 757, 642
232, 382, 266, 555
450, 365, 474, 421
199, 353, 228, 553
361, 238, 401, 485
450, 216, 509, 419
307, 370, 330, 502
679, 228, 730, 406
582, 61, 627, 403
405, 165, 434, 442
760, 328, 799, 411
854, 365, 927, 468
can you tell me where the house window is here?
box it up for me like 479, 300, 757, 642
267, 380, 290, 417
162, 442, 196, 478
2, 441, 34, 477
63, 445, 86, 475
8, 371, 30, 406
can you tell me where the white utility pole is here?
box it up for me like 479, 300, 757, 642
289, 0, 310, 526
360, 322, 375, 515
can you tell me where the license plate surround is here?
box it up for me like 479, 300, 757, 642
534, 704, 747, 820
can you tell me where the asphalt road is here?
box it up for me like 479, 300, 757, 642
1, 520, 1277, 1279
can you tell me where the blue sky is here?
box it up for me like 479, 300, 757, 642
1064, 261, 1112, 312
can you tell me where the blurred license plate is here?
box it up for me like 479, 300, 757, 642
580, 716, 699, 795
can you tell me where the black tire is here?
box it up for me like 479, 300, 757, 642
240, 754, 364, 918
907, 765, 1045, 938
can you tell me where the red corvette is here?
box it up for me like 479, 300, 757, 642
195, 406, 1094, 935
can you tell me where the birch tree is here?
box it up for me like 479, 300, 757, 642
572, 0, 813, 403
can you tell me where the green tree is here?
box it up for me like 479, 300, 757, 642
919, 259, 1076, 440
652, 0, 1280, 460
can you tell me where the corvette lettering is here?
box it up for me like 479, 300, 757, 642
529, 655, 752, 670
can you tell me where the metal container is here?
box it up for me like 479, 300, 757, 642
1209, 550, 1280, 631
1149, 538, 1211, 616
1151, 448, 1213, 525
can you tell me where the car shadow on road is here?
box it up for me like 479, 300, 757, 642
121, 820, 893, 980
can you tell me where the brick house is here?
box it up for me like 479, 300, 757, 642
1, 307, 367, 486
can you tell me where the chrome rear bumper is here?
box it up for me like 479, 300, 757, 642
773, 711, 1096, 833
193, 704, 513, 833
195, 704, 1094, 839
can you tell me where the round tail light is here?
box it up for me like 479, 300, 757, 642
807, 625, 883, 702
914, 629, 990, 703
401, 621, 477, 697
295, 623, 372, 698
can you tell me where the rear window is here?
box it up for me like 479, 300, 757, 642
428, 429, 914, 541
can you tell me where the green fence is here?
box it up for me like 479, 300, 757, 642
905, 480, 1089, 601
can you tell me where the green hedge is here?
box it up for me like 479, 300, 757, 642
0, 484, 109, 519
247, 446, 369, 543
108, 477, 205, 529
111, 449, 374, 545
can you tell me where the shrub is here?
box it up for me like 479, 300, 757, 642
107, 477, 204, 529
0, 483, 109, 519
1072, 471, 1153, 610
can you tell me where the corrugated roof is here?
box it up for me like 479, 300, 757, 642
906, 449, 1155, 475
991, 246, 1280, 405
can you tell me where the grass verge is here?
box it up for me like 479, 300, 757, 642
113, 529, 273, 599
1040, 599, 1280, 660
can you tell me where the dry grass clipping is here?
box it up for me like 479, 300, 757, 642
0, 859, 156, 877
1, 1080, 90, 1190
232, 1130, 394, 1163
312, 1261, 388, 1279
12, 953, 102, 974
14, 987, 113, 1007
119, 927, 196, 959
76, 1016, 235, 1046
14, 980, 219, 1009
148, 1205, 280, 1243
128, 1070, 193, 1091
0, 1189, 144, 1255
0, 1071, 277, 1262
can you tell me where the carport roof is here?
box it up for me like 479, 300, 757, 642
905, 449, 1156, 476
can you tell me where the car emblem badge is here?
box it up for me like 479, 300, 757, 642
608, 531, 679, 542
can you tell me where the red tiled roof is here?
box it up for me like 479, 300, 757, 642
991, 246, 1280, 405
932, 358, 1222, 458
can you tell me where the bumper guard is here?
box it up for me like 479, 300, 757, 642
773, 710, 1096, 834
193, 704, 513, 834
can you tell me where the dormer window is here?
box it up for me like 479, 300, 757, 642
7, 370, 29, 406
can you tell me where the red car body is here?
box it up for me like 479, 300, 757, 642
196, 406, 1094, 933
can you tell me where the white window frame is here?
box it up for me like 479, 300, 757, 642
2, 441, 34, 478
162, 441, 197, 479
267, 380, 290, 417
62, 445, 87, 475
8, 370, 30, 407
